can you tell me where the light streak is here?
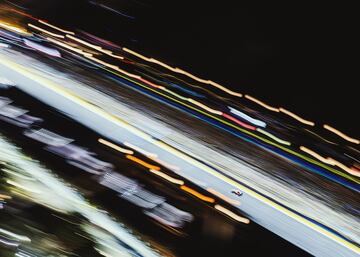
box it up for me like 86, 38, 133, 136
0, 21, 29, 35
82, 55, 237, 121
245, 95, 279, 112
0, 228, 31, 242
279, 108, 315, 126
149, 157, 180, 171
206, 188, 241, 206
66, 35, 124, 59
323, 124, 360, 144
1, 57, 359, 253
38, 20, 75, 35
98, 138, 133, 154
257, 128, 291, 145
168, 82, 206, 98
305, 129, 337, 145
137, 77, 163, 89
28, 23, 64, 38
348, 146, 360, 155
355, 163, 360, 170
6, 179, 41, 194
0, 194, 11, 200
66, 34, 104, 50
161, 86, 188, 101
46, 37, 93, 57
5, 8, 38, 20
327, 158, 360, 177
0, 135, 163, 257
0, 238, 19, 247
344, 153, 360, 164
86, 56, 141, 79
222, 113, 256, 130
16, 252, 34, 257
229, 107, 267, 128
6, 50, 359, 186
2, 168, 36, 180
0, 42, 9, 48
149, 169, 184, 185
122, 47, 243, 97
126, 155, 160, 171
300, 146, 329, 164
152, 69, 229, 100
23, 39, 61, 57
187, 98, 223, 115
351, 167, 360, 172
103, 65, 360, 184
214, 205, 250, 224
124, 142, 157, 158
180, 185, 215, 203
300, 146, 360, 177
86, 55, 117, 69
107, 52, 125, 59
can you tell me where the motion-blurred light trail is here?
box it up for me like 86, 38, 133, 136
98, 138, 134, 154
324, 124, 360, 145
126, 155, 161, 171
229, 106, 267, 128
28, 23, 65, 38
180, 185, 215, 203
149, 169, 184, 185
1, 14, 360, 255
214, 205, 250, 224
122, 47, 243, 97
244, 94, 279, 112
38, 20, 75, 35
279, 108, 315, 126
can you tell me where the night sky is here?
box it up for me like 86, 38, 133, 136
29, 0, 359, 137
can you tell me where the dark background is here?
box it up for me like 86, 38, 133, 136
29, 0, 359, 137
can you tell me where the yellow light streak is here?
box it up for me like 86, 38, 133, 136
38, 20, 75, 35
122, 47, 242, 97
98, 138, 133, 154
28, 23, 64, 38
160, 86, 188, 101
323, 124, 360, 144
0, 194, 11, 200
86, 55, 118, 69
279, 108, 315, 126
0, 21, 29, 35
180, 185, 215, 203
149, 169, 184, 185
187, 98, 223, 115
66, 35, 124, 59
244, 95, 279, 112
214, 204, 250, 224
46, 37, 93, 57
300, 146, 329, 164
257, 128, 291, 146
327, 158, 360, 177
66, 34, 102, 50
300, 146, 360, 177
6, 179, 41, 194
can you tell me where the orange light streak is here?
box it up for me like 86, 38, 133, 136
180, 185, 215, 203
126, 155, 160, 171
